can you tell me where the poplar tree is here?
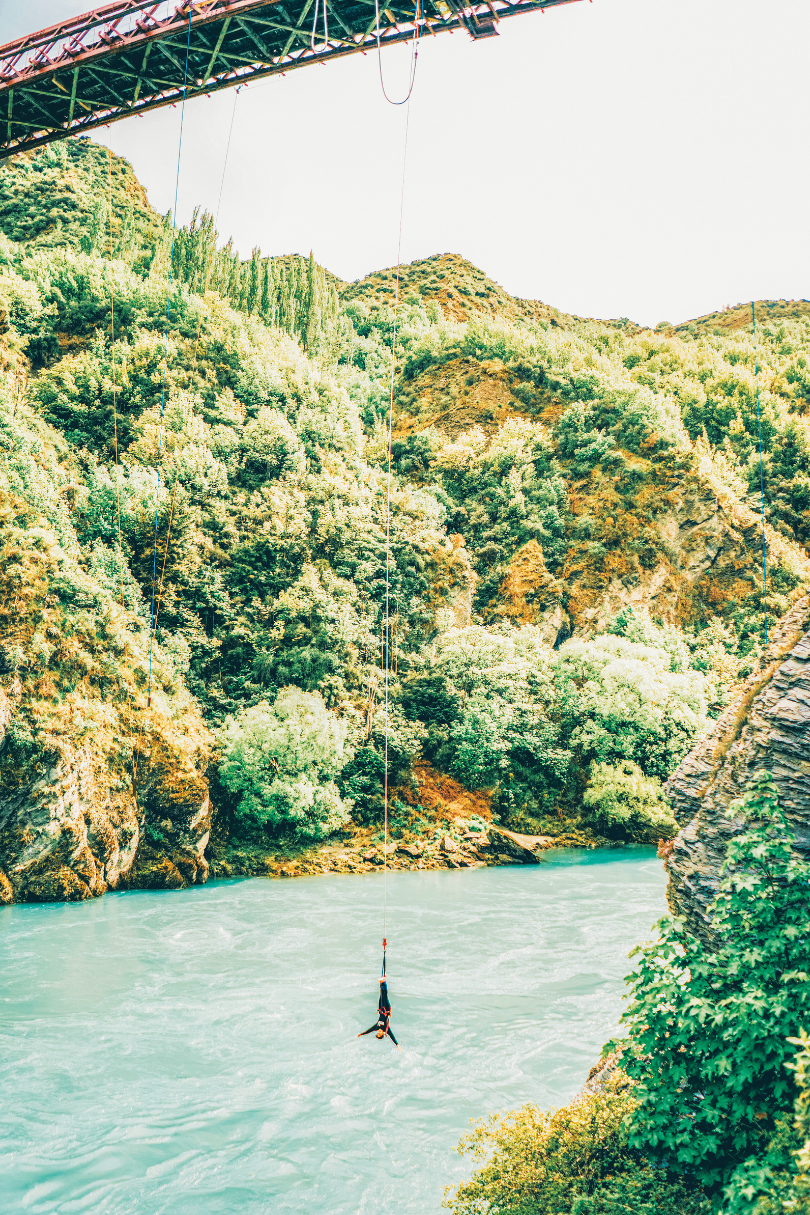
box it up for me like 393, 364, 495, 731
246, 246, 262, 315
260, 258, 275, 325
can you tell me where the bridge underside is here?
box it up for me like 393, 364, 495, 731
0, 0, 580, 160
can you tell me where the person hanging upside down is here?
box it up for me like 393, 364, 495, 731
358, 977, 400, 1049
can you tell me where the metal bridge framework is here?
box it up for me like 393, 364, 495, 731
0, 0, 581, 160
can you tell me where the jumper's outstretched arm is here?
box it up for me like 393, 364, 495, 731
358, 1024, 379, 1037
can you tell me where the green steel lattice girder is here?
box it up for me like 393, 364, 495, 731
0, 0, 582, 159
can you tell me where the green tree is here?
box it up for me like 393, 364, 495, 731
581, 760, 677, 841
217, 687, 353, 839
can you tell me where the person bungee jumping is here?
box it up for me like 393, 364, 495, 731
358, 976, 400, 1048
358, 942, 401, 1048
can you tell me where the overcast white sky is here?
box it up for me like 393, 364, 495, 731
2, 0, 808, 325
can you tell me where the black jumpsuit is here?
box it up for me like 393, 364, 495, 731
358, 979, 399, 1046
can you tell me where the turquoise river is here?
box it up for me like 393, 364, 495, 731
1, 847, 666, 1214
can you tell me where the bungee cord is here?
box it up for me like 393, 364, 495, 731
375, 0, 422, 106
311, 0, 329, 53
152, 87, 240, 634
382, 95, 414, 942
752, 301, 769, 645
146, 0, 194, 708
105, 140, 125, 612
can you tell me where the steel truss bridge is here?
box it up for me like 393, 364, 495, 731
0, 0, 581, 160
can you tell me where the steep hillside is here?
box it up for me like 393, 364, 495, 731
385, 311, 810, 643
1, 138, 809, 901
0, 138, 162, 264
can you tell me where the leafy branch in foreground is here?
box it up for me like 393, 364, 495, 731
622, 772, 810, 1193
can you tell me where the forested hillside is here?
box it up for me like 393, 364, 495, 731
1, 137, 809, 899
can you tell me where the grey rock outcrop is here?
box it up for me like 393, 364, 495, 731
0, 744, 212, 903
665, 593, 810, 937
0, 750, 139, 902
482, 825, 553, 863
580, 482, 778, 634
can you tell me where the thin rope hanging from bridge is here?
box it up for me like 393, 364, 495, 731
152, 87, 240, 637
311, 0, 329, 53
382, 85, 414, 944
103, 124, 146, 810
375, 0, 421, 106
106, 141, 125, 613
146, 0, 195, 708
752, 301, 769, 646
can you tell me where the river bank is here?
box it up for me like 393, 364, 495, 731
206, 819, 615, 881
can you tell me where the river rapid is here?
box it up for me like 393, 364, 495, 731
1, 848, 666, 1214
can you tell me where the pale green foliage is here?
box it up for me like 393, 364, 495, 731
582, 761, 677, 841
0, 266, 48, 333
432, 623, 553, 694
444, 1072, 708, 1215
556, 633, 711, 779
127, 390, 230, 499
608, 606, 691, 672
416, 624, 710, 826
218, 687, 353, 839
0, 397, 79, 554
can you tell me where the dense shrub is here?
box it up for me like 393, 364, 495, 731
217, 687, 352, 839
445, 1071, 708, 1215
581, 761, 677, 841
554, 633, 710, 780
415, 623, 710, 828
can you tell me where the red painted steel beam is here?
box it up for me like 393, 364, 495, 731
0, 0, 584, 159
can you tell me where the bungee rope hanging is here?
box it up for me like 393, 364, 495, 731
152, 87, 240, 636
105, 140, 125, 613
374, 32, 418, 1040
752, 301, 769, 646
311, 0, 329, 53
375, 0, 422, 106
146, 0, 195, 708
102, 120, 151, 812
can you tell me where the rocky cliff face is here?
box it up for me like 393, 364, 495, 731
0, 492, 214, 904
0, 696, 213, 904
0, 744, 137, 901
665, 592, 810, 936
0, 708, 213, 905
